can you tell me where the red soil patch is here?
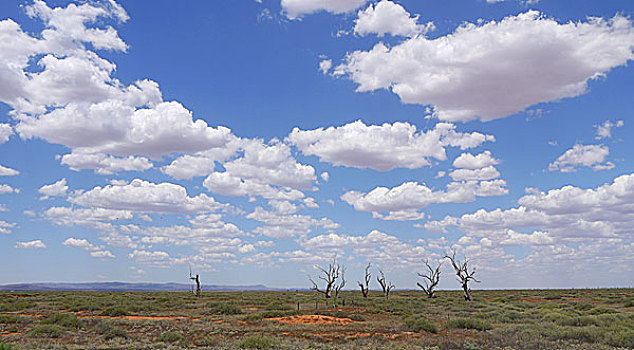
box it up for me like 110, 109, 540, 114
0, 332, 21, 336
269, 314, 357, 325
518, 298, 547, 303
16, 313, 43, 317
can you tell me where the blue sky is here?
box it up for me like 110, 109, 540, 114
0, 0, 633, 290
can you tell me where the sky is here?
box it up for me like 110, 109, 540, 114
0, 0, 633, 290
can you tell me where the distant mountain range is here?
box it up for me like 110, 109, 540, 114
0, 282, 288, 292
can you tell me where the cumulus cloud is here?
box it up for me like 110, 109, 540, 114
354, 0, 434, 38
0, 220, 16, 234
15, 240, 46, 249
453, 151, 499, 169
0, 124, 12, 144
38, 178, 68, 199
63, 237, 99, 250
281, 0, 367, 19
426, 172, 634, 241
548, 144, 613, 172
301, 230, 427, 266
203, 139, 315, 201
45, 207, 132, 230
61, 152, 152, 174
1, 1, 236, 174
0, 184, 19, 194
128, 250, 185, 267
319, 59, 332, 74
449, 166, 500, 181
595, 120, 624, 140
335, 11, 634, 122
0, 165, 19, 176
287, 121, 494, 171
70, 179, 226, 213
342, 180, 507, 219
247, 206, 338, 238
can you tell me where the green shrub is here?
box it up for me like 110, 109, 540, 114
403, 314, 437, 333
264, 302, 293, 311
93, 320, 127, 340
100, 306, 128, 316
447, 317, 493, 331
41, 313, 82, 329
207, 302, 243, 315
157, 331, 182, 343
238, 335, 279, 349
0, 344, 14, 350
28, 324, 65, 338
0, 315, 20, 324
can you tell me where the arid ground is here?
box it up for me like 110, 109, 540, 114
0, 289, 632, 349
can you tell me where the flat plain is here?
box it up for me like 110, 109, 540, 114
0, 289, 633, 349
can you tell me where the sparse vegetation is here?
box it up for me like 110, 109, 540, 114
0, 289, 631, 349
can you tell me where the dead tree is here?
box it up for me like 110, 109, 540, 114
189, 266, 201, 297
309, 258, 345, 299
417, 258, 442, 298
444, 250, 479, 301
376, 269, 395, 299
357, 263, 371, 298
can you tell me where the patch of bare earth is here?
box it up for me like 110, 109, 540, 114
269, 314, 357, 325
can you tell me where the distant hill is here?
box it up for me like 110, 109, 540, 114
0, 282, 287, 292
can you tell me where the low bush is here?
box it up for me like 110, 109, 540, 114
447, 317, 493, 331
93, 320, 127, 340
100, 306, 128, 316
157, 331, 182, 343
206, 302, 243, 315
403, 314, 437, 334
238, 335, 279, 349
28, 324, 65, 338
41, 313, 83, 329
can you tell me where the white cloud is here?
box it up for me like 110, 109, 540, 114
90, 250, 115, 259
203, 139, 315, 201
1, 1, 237, 175
335, 11, 634, 122
320, 172, 329, 182
548, 144, 613, 172
70, 179, 226, 213
15, 240, 46, 249
128, 250, 184, 267
301, 230, 427, 267
0, 165, 19, 176
45, 207, 132, 228
0, 220, 16, 234
427, 172, 634, 241
287, 121, 494, 171
38, 178, 68, 199
595, 120, 624, 140
342, 180, 507, 219
281, 0, 367, 19
247, 206, 338, 238
453, 150, 499, 169
161, 136, 242, 180
63, 237, 98, 251
0, 184, 19, 194
0, 124, 12, 144
61, 152, 152, 174
319, 59, 332, 74
449, 165, 500, 181
354, 0, 434, 38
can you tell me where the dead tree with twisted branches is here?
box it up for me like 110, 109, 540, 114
376, 269, 395, 299
309, 258, 345, 300
444, 250, 479, 301
357, 263, 371, 298
417, 258, 442, 298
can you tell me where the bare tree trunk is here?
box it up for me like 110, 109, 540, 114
357, 263, 371, 298
376, 269, 395, 299
190, 274, 201, 297
417, 258, 442, 298
444, 250, 479, 302
309, 258, 345, 301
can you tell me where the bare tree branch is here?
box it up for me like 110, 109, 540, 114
417, 258, 442, 298
357, 263, 371, 298
376, 269, 395, 299
308, 258, 344, 300
444, 249, 479, 301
